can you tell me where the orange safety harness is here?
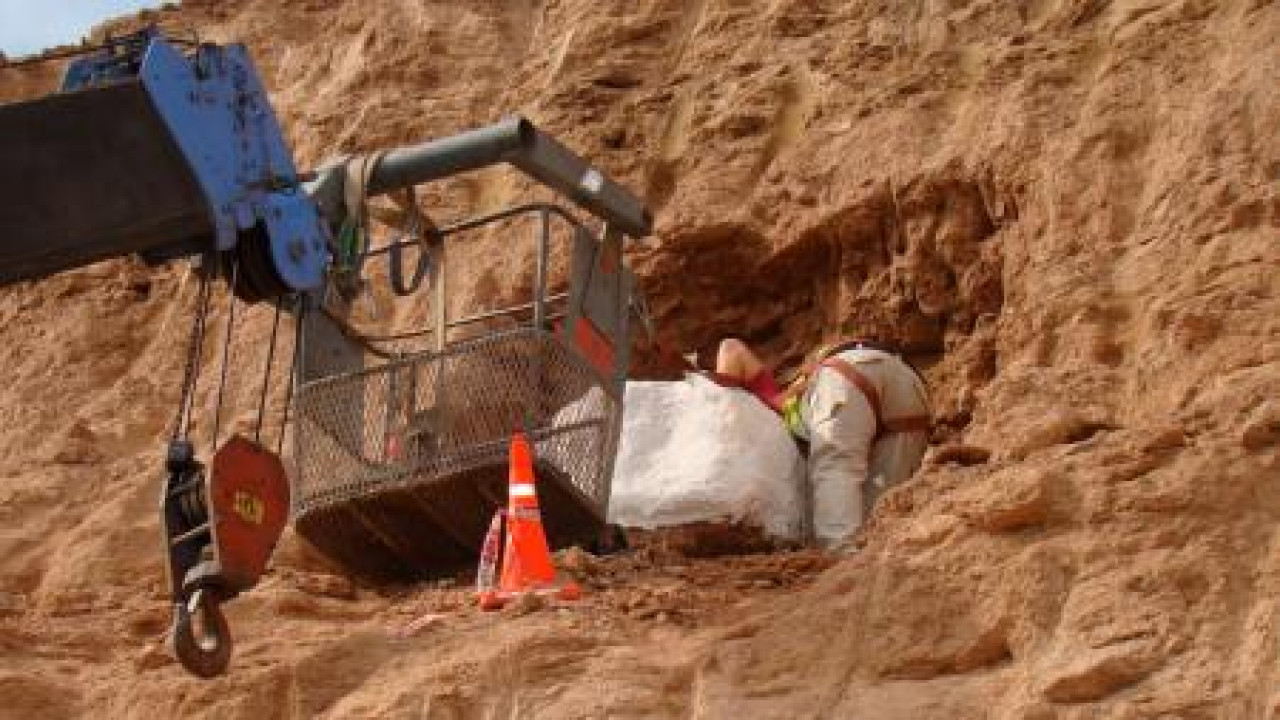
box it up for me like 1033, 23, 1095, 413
818, 357, 931, 440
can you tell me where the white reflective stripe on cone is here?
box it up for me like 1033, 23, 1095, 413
511, 483, 537, 498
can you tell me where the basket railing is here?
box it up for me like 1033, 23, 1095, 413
292, 201, 628, 524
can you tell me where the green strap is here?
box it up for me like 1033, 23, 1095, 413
783, 395, 804, 437
336, 220, 364, 270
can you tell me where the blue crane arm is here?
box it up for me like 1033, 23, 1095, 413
0, 30, 651, 298
0, 30, 329, 293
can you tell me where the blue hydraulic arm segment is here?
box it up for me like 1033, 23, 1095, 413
0, 31, 327, 294
0, 31, 653, 298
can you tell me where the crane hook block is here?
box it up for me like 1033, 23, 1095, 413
161, 435, 290, 677
170, 586, 232, 678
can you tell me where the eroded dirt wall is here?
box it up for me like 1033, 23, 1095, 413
0, 1, 1278, 718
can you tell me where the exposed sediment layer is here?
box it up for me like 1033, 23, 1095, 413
0, 1, 1277, 717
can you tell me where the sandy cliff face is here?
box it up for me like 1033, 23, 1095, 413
1, 0, 1278, 717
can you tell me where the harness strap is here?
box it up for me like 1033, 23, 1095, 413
342, 151, 384, 245
821, 358, 883, 427
820, 358, 930, 440
821, 338, 928, 388
333, 151, 386, 295
821, 338, 899, 360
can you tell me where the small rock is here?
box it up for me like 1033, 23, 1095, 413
0, 591, 27, 617
1171, 311, 1221, 350
268, 588, 322, 617
931, 444, 992, 467
900, 513, 960, 549
48, 421, 103, 465
1040, 641, 1162, 704
506, 592, 546, 617
125, 606, 168, 637
293, 573, 358, 601
134, 643, 172, 671
1139, 425, 1187, 454
394, 613, 446, 638
1242, 406, 1280, 451
1012, 410, 1114, 458
632, 605, 662, 620
557, 547, 600, 575
960, 469, 1052, 533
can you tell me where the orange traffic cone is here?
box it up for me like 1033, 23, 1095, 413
477, 432, 582, 611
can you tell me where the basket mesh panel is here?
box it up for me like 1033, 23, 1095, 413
292, 328, 619, 581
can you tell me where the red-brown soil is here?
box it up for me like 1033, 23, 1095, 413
1, 1, 1278, 717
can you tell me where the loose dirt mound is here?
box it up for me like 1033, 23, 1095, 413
1, 1, 1279, 718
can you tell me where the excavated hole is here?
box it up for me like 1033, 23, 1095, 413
638, 173, 1013, 438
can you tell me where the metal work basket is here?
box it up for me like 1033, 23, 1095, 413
291, 204, 634, 582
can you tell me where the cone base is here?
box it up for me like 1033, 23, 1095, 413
476, 582, 583, 612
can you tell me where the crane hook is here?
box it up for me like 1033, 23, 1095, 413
170, 587, 232, 678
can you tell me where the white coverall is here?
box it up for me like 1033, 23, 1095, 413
799, 347, 931, 549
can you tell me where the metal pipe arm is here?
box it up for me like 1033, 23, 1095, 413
311, 116, 653, 238
367, 116, 531, 193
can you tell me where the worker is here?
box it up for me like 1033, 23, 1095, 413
708, 337, 788, 412
708, 337, 931, 551
798, 339, 931, 550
